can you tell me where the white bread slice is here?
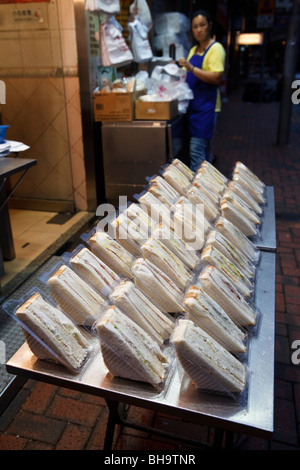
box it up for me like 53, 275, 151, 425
194, 167, 226, 195
152, 223, 199, 270
221, 200, 258, 237
172, 158, 195, 181
199, 266, 256, 326
47, 264, 105, 326
222, 189, 261, 226
200, 160, 228, 185
131, 257, 185, 313
15, 293, 91, 373
141, 237, 191, 290
88, 231, 133, 279
192, 179, 220, 206
96, 305, 168, 388
69, 246, 119, 297
172, 319, 247, 393
232, 173, 265, 205
186, 185, 220, 222
184, 285, 246, 354
149, 175, 179, 207
138, 191, 173, 229
206, 230, 255, 279
109, 279, 174, 344
163, 163, 191, 196
201, 245, 253, 298
227, 180, 263, 215
215, 217, 259, 262
234, 161, 265, 191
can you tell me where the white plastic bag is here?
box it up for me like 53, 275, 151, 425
129, 0, 152, 31
128, 16, 153, 63
100, 16, 133, 67
85, 0, 120, 14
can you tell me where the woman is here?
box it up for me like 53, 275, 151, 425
178, 10, 226, 171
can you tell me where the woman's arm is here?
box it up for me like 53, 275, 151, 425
178, 57, 222, 86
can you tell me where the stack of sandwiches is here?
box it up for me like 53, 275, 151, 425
5, 159, 266, 398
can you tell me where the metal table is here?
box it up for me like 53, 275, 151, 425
0, 157, 37, 277
252, 186, 276, 252
6, 250, 276, 449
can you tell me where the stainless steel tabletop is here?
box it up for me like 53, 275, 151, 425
252, 186, 276, 252
6, 250, 276, 439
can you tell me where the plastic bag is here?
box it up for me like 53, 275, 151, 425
100, 16, 133, 67
129, 0, 152, 31
85, 0, 120, 14
128, 16, 153, 63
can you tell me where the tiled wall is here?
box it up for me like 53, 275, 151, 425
0, 0, 88, 212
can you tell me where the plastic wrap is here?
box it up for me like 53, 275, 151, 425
162, 163, 191, 196
171, 318, 248, 402
147, 174, 180, 207
62, 244, 120, 298
39, 261, 105, 327
2, 288, 95, 374
81, 228, 134, 279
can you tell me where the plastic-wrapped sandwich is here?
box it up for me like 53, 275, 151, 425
141, 237, 191, 290
95, 305, 169, 388
131, 257, 185, 313
196, 161, 228, 193
69, 246, 119, 297
186, 184, 220, 222
199, 265, 256, 327
201, 245, 253, 298
149, 175, 179, 207
201, 160, 228, 185
137, 191, 173, 229
205, 230, 255, 279
152, 223, 199, 270
171, 158, 195, 181
234, 161, 265, 192
47, 264, 105, 326
232, 163, 265, 206
163, 163, 191, 196
221, 200, 258, 238
87, 230, 133, 279
109, 279, 174, 344
192, 178, 220, 206
222, 189, 261, 226
184, 285, 246, 354
227, 180, 263, 215
15, 292, 92, 373
172, 319, 247, 394
215, 217, 260, 262
110, 208, 152, 254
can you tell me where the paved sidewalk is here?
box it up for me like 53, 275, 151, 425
0, 89, 300, 450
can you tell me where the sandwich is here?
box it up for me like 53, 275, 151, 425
88, 230, 133, 279
184, 285, 246, 354
227, 180, 263, 215
15, 292, 91, 373
109, 279, 174, 344
232, 173, 265, 205
149, 175, 180, 207
194, 166, 226, 195
215, 216, 259, 263
69, 246, 119, 297
110, 211, 148, 255
95, 305, 168, 388
200, 161, 228, 185
205, 230, 255, 279
220, 200, 258, 238
131, 257, 185, 313
152, 223, 199, 270
222, 189, 261, 226
234, 161, 265, 192
199, 265, 256, 326
171, 158, 195, 181
47, 264, 105, 326
141, 237, 191, 290
201, 244, 253, 298
186, 184, 220, 222
137, 190, 173, 229
172, 319, 247, 393
163, 163, 191, 196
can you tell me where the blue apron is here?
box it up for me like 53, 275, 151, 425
186, 42, 218, 140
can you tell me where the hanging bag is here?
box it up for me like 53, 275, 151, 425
128, 16, 153, 63
101, 16, 133, 67
86, 0, 120, 15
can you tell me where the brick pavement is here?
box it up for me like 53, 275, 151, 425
0, 89, 300, 451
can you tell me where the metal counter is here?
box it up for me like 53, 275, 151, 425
6, 250, 275, 448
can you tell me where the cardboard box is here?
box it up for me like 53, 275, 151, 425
93, 90, 145, 122
135, 99, 178, 121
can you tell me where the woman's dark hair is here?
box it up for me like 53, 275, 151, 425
191, 9, 212, 24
